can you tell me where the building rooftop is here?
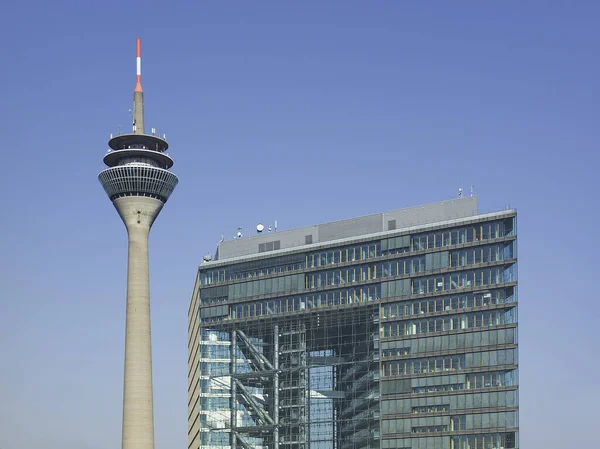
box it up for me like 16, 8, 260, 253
211, 196, 485, 263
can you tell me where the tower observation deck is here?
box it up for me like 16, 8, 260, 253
99, 133, 178, 203
98, 39, 178, 449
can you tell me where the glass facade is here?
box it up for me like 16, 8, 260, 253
189, 212, 518, 449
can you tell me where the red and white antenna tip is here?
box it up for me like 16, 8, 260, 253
134, 38, 142, 92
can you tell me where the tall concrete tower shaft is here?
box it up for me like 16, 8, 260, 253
98, 39, 178, 449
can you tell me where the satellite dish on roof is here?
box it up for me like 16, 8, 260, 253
256, 223, 265, 233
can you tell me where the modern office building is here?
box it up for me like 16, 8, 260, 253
99, 39, 178, 449
188, 197, 518, 449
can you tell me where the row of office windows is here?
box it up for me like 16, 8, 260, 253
382, 370, 518, 396
305, 243, 513, 290
198, 218, 515, 286
305, 255, 426, 289
305, 255, 513, 290
409, 220, 514, 252
199, 396, 230, 410
200, 361, 230, 377
198, 430, 230, 446
199, 378, 230, 394
307, 242, 381, 267
228, 274, 303, 300
381, 349, 517, 377
412, 266, 515, 295
230, 284, 382, 318
381, 328, 517, 357
412, 383, 462, 395
382, 390, 518, 416
200, 256, 514, 314
200, 329, 230, 342
451, 432, 517, 449
199, 295, 228, 305
412, 425, 448, 434
382, 411, 518, 435
200, 253, 305, 285
450, 243, 513, 268
380, 431, 517, 449
411, 405, 449, 414
199, 343, 230, 359
207, 223, 509, 288
383, 355, 463, 377
381, 309, 517, 338
201, 260, 305, 285
307, 219, 514, 270
413, 371, 517, 394
382, 288, 516, 319
231, 279, 488, 320
205, 266, 514, 322
200, 360, 254, 377
450, 411, 518, 431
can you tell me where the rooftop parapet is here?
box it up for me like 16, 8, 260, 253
215, 197, 479, 261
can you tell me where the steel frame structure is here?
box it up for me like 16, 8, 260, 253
202, 305, 381, 449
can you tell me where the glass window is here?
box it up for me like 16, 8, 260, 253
435, 232, 442, 248
319, 253, 326, 266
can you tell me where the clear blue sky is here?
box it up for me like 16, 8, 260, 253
0, 1, 598, 448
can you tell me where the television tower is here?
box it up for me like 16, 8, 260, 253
98, 39, 178, 449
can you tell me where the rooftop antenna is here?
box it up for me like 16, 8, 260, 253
256, 223, 265, 234
133, 38, 144, 134
274, 220, 278, 232
268, 224, 272, 233
236, 227, 242, 239
458, 188, 463, 198
470, 185, 475, 197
